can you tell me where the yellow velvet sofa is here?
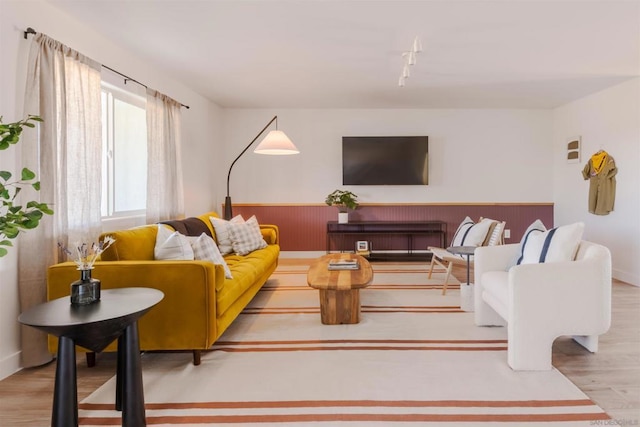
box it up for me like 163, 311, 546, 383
46, 211, 279, 365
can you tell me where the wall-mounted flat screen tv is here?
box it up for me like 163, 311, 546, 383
342, 136, 429, 185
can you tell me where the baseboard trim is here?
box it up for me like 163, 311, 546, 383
0, 350, 21, 381
613, 268, 639, 287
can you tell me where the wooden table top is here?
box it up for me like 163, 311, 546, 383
307, 253, 373, 291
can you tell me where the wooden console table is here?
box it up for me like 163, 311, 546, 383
326, 220, 447, 261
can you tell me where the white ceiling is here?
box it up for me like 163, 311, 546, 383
47, 0, 640, 109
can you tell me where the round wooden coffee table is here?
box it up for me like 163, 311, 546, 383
307, 253, 373, 325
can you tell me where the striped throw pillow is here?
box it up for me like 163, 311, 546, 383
518, 222, 584, 265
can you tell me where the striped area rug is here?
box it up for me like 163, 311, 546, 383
79, 261, 610, 426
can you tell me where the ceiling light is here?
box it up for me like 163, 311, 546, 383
397, 37, 422, 87
402, 64, 411, 78
412, 37, 423, 53
403, 51, 416, 66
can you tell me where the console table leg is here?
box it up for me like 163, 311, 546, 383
52, 336, 77, 427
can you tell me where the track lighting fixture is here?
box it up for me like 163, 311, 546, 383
398, 36, 422, 87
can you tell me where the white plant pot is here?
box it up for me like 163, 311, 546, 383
338, 212, 349, 224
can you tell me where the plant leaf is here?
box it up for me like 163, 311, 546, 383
21, 168, 36, 181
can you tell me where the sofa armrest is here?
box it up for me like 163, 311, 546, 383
508, 256, 612, 334
474, 244, 520, 282
48, 260, 223, 351
260, 224, 279, 245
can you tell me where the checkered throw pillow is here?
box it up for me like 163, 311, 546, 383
209, 215, 244, 255
188, 233, 233, 279
228, 215, 268, 256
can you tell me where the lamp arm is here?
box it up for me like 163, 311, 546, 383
225, 115, 278, 198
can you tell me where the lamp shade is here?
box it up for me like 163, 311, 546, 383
253, 130, 299, 155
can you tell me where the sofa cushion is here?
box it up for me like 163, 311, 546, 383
518, 222, 584, 265
228, 215, 268, 256
216, 245, 279, 317
155, 225, 195, 260
99, 225, 157, 261
188, 233, 233, 279
515, 219, 546, 264
481, 270, 509, 319
210, 215, 244, 255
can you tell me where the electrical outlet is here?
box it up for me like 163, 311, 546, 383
504, 229, 511, 239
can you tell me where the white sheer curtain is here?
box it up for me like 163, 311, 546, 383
146, 88, 184, 223
19, 33, 102, 367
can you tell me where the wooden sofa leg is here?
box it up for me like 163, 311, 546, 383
86, 352, 96, 367
193, 350, 201, 366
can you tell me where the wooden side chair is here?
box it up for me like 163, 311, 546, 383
428, 217, 506, 295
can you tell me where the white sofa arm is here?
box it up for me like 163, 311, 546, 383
508, 257, 612, 334
474, 244, 520, 283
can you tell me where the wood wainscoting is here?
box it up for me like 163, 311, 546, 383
231, 203, 554, 252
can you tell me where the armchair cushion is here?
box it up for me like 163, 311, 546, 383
518, 222, 584, 265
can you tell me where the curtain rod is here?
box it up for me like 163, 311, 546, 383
24, 27, 190, 109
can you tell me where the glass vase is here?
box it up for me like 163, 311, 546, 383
70, 268, 101, 305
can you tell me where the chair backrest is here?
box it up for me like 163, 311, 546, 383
482, 220, 506, 246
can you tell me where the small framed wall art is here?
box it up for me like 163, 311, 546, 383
567, 136, 581, 164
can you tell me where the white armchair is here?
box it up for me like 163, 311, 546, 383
474, 240, 612, 371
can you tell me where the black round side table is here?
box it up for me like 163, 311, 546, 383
18, 287, 164, 427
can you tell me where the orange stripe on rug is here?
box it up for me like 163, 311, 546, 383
79, 412, 610, 425
210, 345, 508, 352
79, 398, 599, 411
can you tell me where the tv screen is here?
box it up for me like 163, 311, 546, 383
342, 136, 429, 185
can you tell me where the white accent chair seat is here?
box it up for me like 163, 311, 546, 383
474, 240, 612, 371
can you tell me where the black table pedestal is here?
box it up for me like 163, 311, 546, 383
52, 336, 78, 426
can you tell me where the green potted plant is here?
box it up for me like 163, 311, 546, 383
325, 189, 358, 223
0, 115, 53, 257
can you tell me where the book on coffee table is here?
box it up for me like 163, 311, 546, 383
328, 259, 360, 270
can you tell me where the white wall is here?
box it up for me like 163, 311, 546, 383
553, 78, 640, 286
0, 0, 220, 379
219, 109, 554, 207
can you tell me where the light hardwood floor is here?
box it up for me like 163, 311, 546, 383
0, 260, 638, 425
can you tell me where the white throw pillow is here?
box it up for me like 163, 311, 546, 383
154, 225, 194, 260
516, 219, 547, 265
209, 215, 244, 255
518, 222, 584, 265
188, 233, 233, 279
451, 216, 493, 247
228, 215, 268, 256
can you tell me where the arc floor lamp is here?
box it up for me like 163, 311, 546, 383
224, 116, 299, 220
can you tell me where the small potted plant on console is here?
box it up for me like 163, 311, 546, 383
325, 189, 359, 224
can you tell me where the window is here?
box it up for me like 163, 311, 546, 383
101, 83, 147, 218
